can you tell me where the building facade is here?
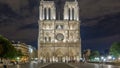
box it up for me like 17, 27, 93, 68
38, 0, 81, 62
12, 41, 29, 62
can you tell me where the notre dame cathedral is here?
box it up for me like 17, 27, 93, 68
38, 0, 81, 62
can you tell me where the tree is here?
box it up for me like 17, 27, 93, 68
110, 42, 120, 58
0, 35, 9, 57
0, 44, 3, 55
16, 50, 23, 57
83, 49, 91, 61
0, 35, 20, 59
89, 50, 100, 61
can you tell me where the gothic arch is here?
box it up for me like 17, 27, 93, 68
55, 48, 64, 57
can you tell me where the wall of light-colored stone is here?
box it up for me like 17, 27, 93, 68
38, 0, 81, 62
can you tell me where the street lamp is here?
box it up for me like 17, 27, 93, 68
107, 55, 112, 59
17, 57, 20, 60
16, 57, 20, 64
101, 56, 104, 60
101, 56, 106, 62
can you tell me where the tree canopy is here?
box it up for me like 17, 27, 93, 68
0, 35, 22, 59
89, 50, 100, 60
110, 42, 120, 58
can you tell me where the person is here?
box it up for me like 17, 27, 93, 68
3, 58, 8, 68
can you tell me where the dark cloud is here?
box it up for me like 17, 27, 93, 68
81, 12, 120, 40
18, 23, 38, 30
79, 0, 120, 17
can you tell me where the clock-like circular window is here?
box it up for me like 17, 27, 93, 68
56, 33, 64, 41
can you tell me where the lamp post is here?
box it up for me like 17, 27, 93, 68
100, 56, 105, 68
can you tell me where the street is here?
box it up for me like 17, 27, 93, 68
41, 63, 73, 68
70, 63, 120, 68
1, 61, 120, 68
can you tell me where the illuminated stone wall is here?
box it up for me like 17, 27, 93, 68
38, 0, 81, 62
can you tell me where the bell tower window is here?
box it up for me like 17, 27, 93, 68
44, 8, 47, 20
48, 8, 51, 20
72, 8, 74, 20
68, 8, 70, 20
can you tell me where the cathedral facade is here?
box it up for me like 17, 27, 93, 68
38, 0, 81, 62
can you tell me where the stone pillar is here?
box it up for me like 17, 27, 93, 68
64, 7, 68, 20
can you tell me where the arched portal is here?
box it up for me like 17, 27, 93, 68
55, 48, 64, 62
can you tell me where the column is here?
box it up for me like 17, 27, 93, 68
64, 7, 68, 20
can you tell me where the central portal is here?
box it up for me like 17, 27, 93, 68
58, 57, 62, 62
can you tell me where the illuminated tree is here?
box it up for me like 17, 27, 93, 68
89, 50, 100, 61
110, 42, 120, 58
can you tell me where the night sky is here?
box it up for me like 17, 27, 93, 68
0, 0, 120, 53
